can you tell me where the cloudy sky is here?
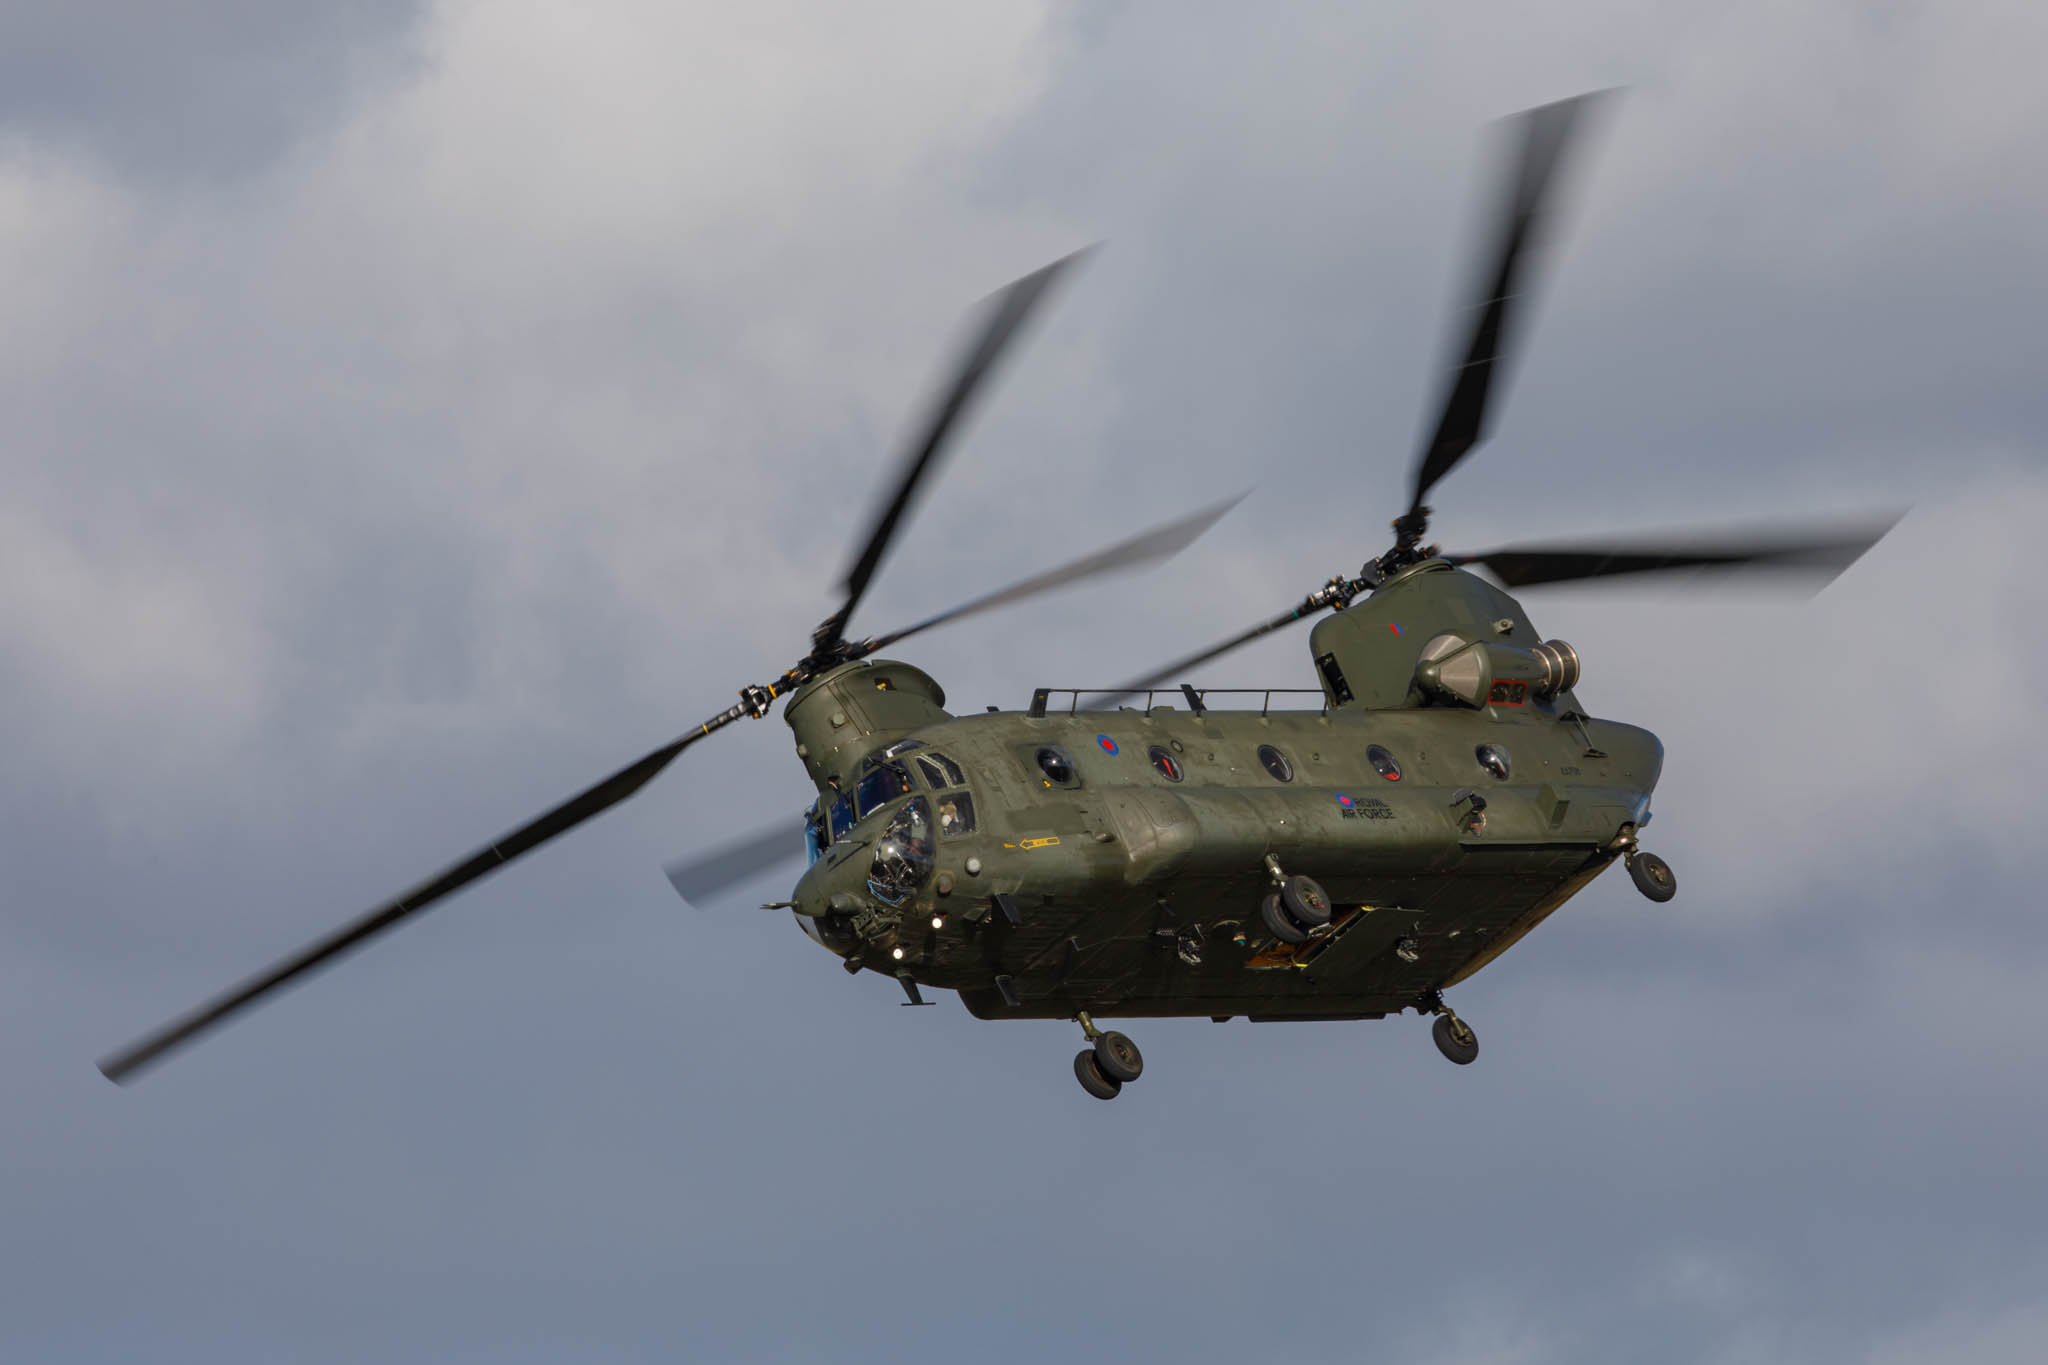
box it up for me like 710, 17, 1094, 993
4, 3, 2046, 1360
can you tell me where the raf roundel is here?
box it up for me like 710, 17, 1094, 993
1335, 793, 1355, 809
1096, 734, 1119, 755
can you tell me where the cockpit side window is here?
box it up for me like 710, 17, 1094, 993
827, 795, 855, 842
854, 760, 915, 819
804, 802, 825, 864
935, 791, 976, 837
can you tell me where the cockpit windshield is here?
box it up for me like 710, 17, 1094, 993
827, 795, 854, 842
853, 760, 914, 820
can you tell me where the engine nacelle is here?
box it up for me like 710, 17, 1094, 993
1415, 634, 1580, 708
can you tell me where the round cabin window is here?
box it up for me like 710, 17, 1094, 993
1367, 744, 1402, 781
1257, 744, 1294, 782
1148, 746, 1184, 782
1475, 743, 1511, 780
1035, 746, 1077, 787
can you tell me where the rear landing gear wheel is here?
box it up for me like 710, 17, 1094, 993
1074, 1048, 1122, 1100
1094, 1030, 1143, 1083
1260, 893, 1309, 945
1432, 1013, 1479, 1065
1280, 874, 1331, 927
1629, 851, 1677, 903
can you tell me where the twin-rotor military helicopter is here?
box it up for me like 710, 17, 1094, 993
101, 93, 1893, 1099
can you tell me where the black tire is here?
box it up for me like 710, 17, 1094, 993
1260, 892, 1309, 945
1629, 851, 1677, 903
1280, 874, 1332, 927
1432, 1014, 1479, 1065
1094, 1030, 1144, 1083
1074, 1048, 1121, 1100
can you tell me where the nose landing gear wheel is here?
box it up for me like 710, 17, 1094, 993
1074, 1049, 1122, 1100
1628, 851, 1677, 903
1432, 1013, 1479, 1065
1094, 1030, 1143, 1083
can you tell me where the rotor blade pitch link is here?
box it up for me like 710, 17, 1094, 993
1400, 91, 1611, 549
818, 248, 1094, 655
97, 697, 770, 1085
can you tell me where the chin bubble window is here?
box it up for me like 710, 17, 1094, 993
1034, 745, 1080, 789
1367, 744, 1402, 781
1257, 744, 1294, 782
868, 796, 935, 905
1475, 743, 1511, 780
1148, 746, 1184, 782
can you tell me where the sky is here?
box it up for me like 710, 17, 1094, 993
3, 2, 2046, 1360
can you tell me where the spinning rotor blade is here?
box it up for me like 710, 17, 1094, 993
1408, 92, 1609, 522
1450, 517, 1901, 589
863, 493, 1247, 654
1099, 592, 1339, 705
99, 704, 758, 1084
824, 249, 1092, 648
664, 825, 806, 908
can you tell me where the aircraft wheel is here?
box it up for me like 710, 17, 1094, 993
1074, 1049, 1122, 1100
1280, 874, 1332, 927
1094, 1030, 1143, 1083
1432, 1014, 1479, 1065
1260, 893, 1309, 945
1629, 852, 1677, 903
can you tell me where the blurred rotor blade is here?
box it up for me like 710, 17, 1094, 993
1451, 516, 1902, 589
1409, 92, 1610, 520
824, 248, 1093, 648
664, 824, 805, 908
1096, 590, 1335, 705
98, 704, 754, 1085
863, 492, 1247, 654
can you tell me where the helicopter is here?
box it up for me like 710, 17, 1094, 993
100, 93, 1894, 1099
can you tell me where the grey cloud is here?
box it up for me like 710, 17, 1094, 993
4, 2, 2047, 1362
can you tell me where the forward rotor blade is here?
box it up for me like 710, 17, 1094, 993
663, 824, 805, 908
99, 709, 749, 1084
863, 493, 1247, 654
1450, 517, 1901, 589
1409, 92, 1609, 518
828, 248, 1092, 646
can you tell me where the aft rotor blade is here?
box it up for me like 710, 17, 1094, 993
827, 249, 1092, 646
1451, 517, 1901, 589
1097, 594, 1331, 705
1409, 92, 1609, 518
98, 705, 754, 1084
663, 824, 805, 908
863, 492, 1247, 654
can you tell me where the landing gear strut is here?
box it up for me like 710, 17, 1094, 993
1419, 989, 1478, 1065
1072, 1012, 1144, 1100
1257, 856, 1332, 946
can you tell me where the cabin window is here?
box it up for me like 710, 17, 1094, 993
916, 752, 966, 789
1475, 744, 1511, 780
854, 760, 914, 818
1149, 746, 1184, 782
1367, 744, 1402, 781
1035, 745, 1080, 789
1257, 744, 1294, 782
936, 791, 977, 837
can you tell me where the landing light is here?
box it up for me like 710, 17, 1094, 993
891, 946, 906, 961
931, 915, 945, 930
